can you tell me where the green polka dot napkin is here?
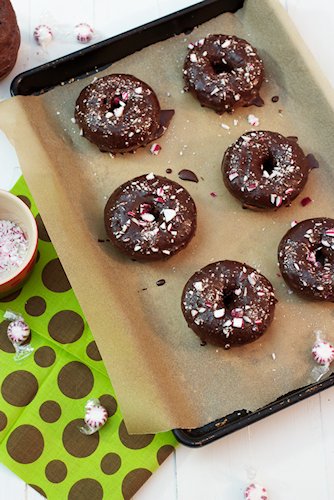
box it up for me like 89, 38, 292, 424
0, 177, 177, 499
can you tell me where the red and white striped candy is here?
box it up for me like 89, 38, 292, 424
75, 23, 94, 44
150, 143, 161, 155
7, 320, 30, 345
84, 403, 108, 431
312, 340, 334, 366
244, 483, 268, 500
33, 25, 53, 47
325, 228, 334, 237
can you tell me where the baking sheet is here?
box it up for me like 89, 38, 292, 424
1, 0, 334, 433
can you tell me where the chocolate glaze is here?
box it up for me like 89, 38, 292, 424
251, 95, 265, 107
181, 260, 276, 348
287, 136, 298, 141
222, 131, 312, 210
271, 95, 279, 103
75, 74, 174, 154
306, 153, 320, 170
178, 169, 199, 183
156, 279, 166, 286
104, 174, 196, 261
0, 0, 20, 80
278, 218, 334, 301
183, 34, 264, 114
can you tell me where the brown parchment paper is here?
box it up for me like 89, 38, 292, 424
1, 0, 334, 433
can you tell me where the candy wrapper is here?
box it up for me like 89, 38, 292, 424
79, 398, 108, 435
4, 310, 34, 361
310, 330, 334, 382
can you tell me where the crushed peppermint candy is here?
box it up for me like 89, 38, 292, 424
150, 143, 161, 155
300, 196, 312, 207
0, 220, 28, 276
221, 123, 230, 130
75, 23, 94, 44
247, 114, 260, 127
190, 53, 198, 63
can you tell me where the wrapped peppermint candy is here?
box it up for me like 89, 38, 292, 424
244, 482, 268, 500
33, 25, 53, 48
310, 330, 334, 382
4, 310, 34, 361
79, 399, 108, 435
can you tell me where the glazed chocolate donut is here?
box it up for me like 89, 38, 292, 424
181, 260, 276, 348
104, 173, 196, 261
183, 34, 264, 113
75, 74, 174, 154
0, 0, 20, 80
222, 131, 312, 210
278, 218, 334, 301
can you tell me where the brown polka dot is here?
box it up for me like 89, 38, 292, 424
36, 214, 51, 242
100, 453, 121, 475
99, 394, 117, 417
25, 296, 46, 316
63, 419, 99, 458
39, 401, 61, 423
34, 346, 56, 367
0, 320, 15, 353
0, 288, 22, 302
7, 425, 44, 463
42, 258, 71, 293
118, 420, 154, 449
0, 411, 7, 431
69, 479, 103, 500
1, 371, 38, 407
122, 469, 152, 500
48, 310, 84, 344
86, 341, 102, 361
157, 444, 175, 465
45, 460, 67, 483
58, 362, 93, 399
29, 484, 47, 498
17, 195, 31, 208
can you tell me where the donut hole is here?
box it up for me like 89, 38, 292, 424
315, 248, 327, 267
223, 290, 236, 309
103, 97, 123, 113
137, 203, 160, 222
211, 61, 233, 75
262, 155, 275, 175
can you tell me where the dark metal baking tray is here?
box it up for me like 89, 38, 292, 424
11, 0, 334, 447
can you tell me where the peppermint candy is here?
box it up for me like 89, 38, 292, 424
7, 320, 30, 345
312, 340, 334, 366
244, 482, 268, 500
75, 23, 94, 44
80, 399, 108, 435
33, 25, 53, 47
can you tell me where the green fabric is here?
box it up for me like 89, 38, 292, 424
0, 177, 177, 500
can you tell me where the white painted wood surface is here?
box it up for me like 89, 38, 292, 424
0, 1, 334, 498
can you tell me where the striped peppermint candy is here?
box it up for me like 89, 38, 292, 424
244, 483, 268, 500
84, 402, 108, 431
7, 320, 30, 345
312, 340, 334, 366
75, 23, 94, 44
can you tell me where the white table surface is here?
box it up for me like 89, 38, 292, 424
1, 0, 334, 499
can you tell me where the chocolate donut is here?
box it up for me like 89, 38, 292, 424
0, 0, 20, 80
222, 131, 312, 210
278, 218, 334, 301
75, 74, 174, 154
181, 260, 276, 348
183, 34, 264, 114
104, 173, 196, 261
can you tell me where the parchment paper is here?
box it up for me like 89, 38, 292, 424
1, 0, 334, 433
